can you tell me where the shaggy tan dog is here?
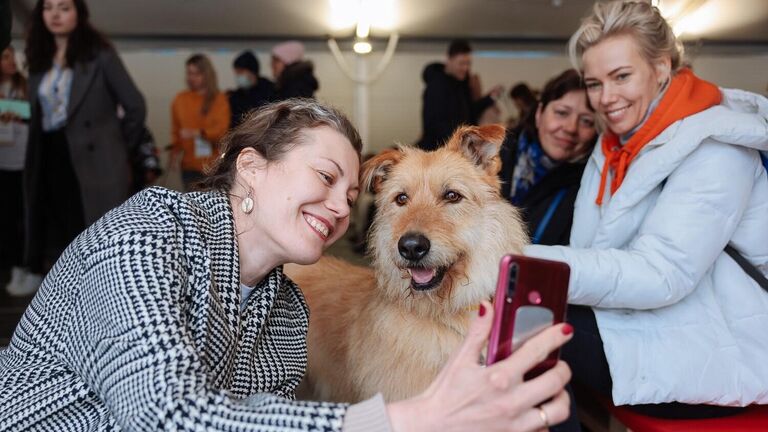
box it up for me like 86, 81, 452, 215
286, 124, 528, 403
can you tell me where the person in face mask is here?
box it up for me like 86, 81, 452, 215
228, 50, 275, 128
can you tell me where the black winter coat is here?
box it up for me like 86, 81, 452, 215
275, 61, 319, 101
417, 63, 494, 151
499, 128, 587, 246
228, 77, 276, 127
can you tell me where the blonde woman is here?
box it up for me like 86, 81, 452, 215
525, 0, 768, 427
171, 53, 230, 189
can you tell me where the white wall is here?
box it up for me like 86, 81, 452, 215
33, 43, 768, 155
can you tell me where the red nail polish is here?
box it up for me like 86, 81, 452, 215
562, 323, 574, 335
478, 304, 486, 317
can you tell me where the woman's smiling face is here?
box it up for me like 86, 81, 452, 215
582, 33, 669, 136
535, 89, 596, 162
246, 126, 360, 266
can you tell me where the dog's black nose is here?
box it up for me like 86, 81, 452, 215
398, 233, 430, 262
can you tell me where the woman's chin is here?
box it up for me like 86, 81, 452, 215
606, 119, 636, 136
546, 147, 571, 162
289, 248, 324, 266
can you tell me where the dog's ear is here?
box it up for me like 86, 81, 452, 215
362, 148, 403, 193
446, 124, 506, 175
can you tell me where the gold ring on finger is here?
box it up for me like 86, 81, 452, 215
537, 405, 550, 428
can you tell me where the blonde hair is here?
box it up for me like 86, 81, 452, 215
568, 0, 683, 73
186, 53, 220, 115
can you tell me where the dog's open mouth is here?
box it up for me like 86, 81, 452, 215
406, 266, 448, 291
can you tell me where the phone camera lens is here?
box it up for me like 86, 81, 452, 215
507, 263, 518, 297
509, 263, 519, 281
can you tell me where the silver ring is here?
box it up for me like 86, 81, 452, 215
537, 405, 550, 428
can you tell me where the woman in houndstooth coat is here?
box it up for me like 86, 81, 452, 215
0, 99, 574, 432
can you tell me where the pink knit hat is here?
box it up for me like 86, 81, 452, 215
271, 41, 305, 65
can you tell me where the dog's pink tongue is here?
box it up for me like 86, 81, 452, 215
410, 268, 436, 284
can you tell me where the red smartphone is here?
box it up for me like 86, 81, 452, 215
486, 254, 570, 379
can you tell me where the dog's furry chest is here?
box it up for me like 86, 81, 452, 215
340, 305, 470, 401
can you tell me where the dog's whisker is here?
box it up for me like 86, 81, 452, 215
434, 287, 446, 301
401, 283, 415, 300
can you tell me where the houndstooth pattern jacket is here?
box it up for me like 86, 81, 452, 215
0, 187, 349, 431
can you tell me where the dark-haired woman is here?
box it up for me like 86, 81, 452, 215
0, 99, 573, 432
22, 0, 146, 292
499, 69, 597, 246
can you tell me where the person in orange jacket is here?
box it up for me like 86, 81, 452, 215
171, 53, 230, 189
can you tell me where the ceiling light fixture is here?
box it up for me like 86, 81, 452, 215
655, 0, 713, 37
327, 0, 399, 78
672, 0, 716, 36
353, 40, 372, 54
352, 13, 372, 54
327, 0, 399, 154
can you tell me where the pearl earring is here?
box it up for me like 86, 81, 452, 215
241, 191, 254, 214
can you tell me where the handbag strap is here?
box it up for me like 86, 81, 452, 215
725, 244, 768, 293
659, 175, 767, 293
531, 187, 568, 245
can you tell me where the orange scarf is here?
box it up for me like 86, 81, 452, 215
595, 69, 722, 205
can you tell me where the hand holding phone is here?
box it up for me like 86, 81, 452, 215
486, 254, 569, 379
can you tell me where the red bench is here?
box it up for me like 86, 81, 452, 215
602, 400, 768, 432
574, 382, 768, 432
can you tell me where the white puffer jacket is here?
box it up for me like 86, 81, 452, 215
526, 88, 768, 406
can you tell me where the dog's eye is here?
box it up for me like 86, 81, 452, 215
444, 190, 463, 203
395, 193, 409, 206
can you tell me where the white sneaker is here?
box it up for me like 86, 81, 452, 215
6, 270, 43, 297
4, 267, 26, 295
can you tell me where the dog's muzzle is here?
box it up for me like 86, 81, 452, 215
398, 232, 430, 262
398, 232, 447, 291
